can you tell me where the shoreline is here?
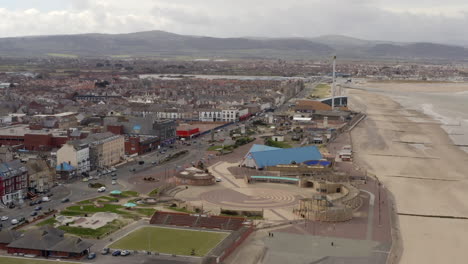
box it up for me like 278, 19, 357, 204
347, 86, 468, 264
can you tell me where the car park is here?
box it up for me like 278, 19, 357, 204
101, 248, 110, 255
112, 250, 121, 256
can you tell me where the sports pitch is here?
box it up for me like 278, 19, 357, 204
110, 226, 229, 256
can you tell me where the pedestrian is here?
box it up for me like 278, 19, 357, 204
331, 242, 334, 246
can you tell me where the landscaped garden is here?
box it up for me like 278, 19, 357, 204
34, 190, 157, 239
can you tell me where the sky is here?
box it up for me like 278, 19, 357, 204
0, 0, 468, 45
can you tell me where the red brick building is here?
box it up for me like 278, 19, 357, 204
125, 135, 160, 156
0, 160, 29, 205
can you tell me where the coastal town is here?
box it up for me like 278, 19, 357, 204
0, 56, 467, 264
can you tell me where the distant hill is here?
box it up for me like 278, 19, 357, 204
0, 30, 467, 60
0, 30, 333, 59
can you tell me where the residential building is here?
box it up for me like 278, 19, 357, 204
0, 160, 29, 205
199, 110, 223, 122
26, 158, 54, 193
81, 132, 124, 170
56, 141, 90, 174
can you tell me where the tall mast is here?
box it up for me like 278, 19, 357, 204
332, 55, 336, 110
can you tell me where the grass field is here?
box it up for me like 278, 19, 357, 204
310, 83, 331, 99
0, 256, 78, 264
110, 227, 229, 256
46, 53, 78, 58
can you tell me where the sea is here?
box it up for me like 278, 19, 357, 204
388, 90, 468, 153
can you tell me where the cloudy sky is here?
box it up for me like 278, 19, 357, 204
1, 0, 468, 45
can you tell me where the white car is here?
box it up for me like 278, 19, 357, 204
10, 219, 18, 225
41, 196, 50, 202
111, 180, 117, 185
1, 216, 8, 221
97, 187, 106, 193
216, 177, 222, 182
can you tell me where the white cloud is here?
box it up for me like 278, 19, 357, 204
0, 0, 468, 45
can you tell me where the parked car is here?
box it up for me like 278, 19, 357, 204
111, 167, 117, 172
8, 203, 15, 209
97, 187, 106, 193
30, 211, 38, 216
10, 219, 18, 225
61, 198, 70, 203
82, 178, 89, 182
101, 248, 110, 255
87, 252, 96, 259
151, 161, 157, 165
34, 206, 42, 211
42, 196, 50, 202
0, 216, 8, 221
121, 250, 130, 256
111, 180, 117, 185
29, 201, 36, 206
216, 177, 222, 182
112, 250, 121, 256
129, 168, 136, 172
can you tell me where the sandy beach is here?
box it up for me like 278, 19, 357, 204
348, 82, 468, 264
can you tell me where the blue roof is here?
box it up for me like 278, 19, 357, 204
250, 146, 323, 169
56, 162, 75, 171
248, 144, 281, 153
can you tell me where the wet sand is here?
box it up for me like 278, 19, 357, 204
348, 86, 468, 264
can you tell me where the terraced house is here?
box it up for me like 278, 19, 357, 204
0, 160, 28, 205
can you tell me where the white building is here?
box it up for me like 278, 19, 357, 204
199, 110, 223, 122
56, 142, 90, 174
221, 109, 239, 122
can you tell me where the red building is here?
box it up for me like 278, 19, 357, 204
125, 135, 160, 156
0, 160, 29, 205
176, 126, 200, 139
0, 125, 69, 151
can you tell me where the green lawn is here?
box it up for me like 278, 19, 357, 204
109, 227, 229, 256
135, 208, 157, 217
0, 256, 79, 264
148, 188, 159, 197
265, 139, 292, 148
36, 217, 58, 227
310, 83, 331, 99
